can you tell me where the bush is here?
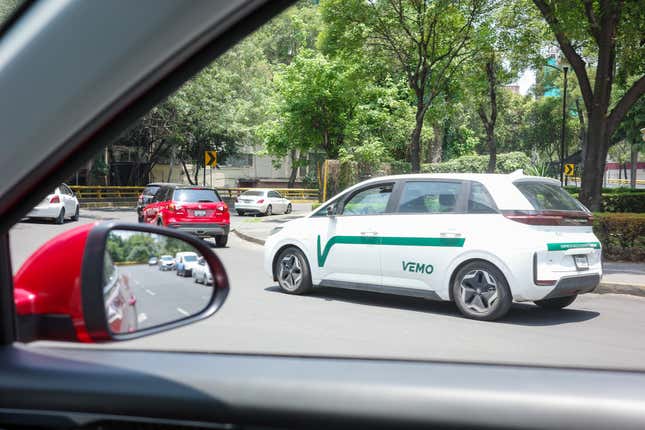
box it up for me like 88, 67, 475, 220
601, 193, 645, 213
593, 213, 645, 261
565, 186, 645, 195
421, 152, 531, 174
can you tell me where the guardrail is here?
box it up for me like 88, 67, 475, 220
70, 186, 320, 207
570, 177, 645, 186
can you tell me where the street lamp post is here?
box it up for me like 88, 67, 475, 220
560, 66, 568, 186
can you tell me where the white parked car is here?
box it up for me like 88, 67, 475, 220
26, 183, 80, 224
175, 251, 200, 277
158, 255, 175, 271
264, 171, 602, 321
193, 257, 213, 286
235, 189, 292, 216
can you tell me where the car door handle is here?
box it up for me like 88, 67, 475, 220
440, 232, 462, 238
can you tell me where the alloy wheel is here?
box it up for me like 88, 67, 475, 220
278, 253, 303, 292
459, 269, 499, 314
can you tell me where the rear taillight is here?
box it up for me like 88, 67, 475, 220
502, 211, 592, 226
217, 204, 228, 212
257, 199, 264, 204
49, 195, 60, 204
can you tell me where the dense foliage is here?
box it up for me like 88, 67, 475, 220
105, 0, 643, 203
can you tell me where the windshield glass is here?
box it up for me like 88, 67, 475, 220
515, 181, 587, 212
12, 0, 645, 374
173, 189, 220, 203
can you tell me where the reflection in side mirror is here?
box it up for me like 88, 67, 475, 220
104, 230, 211, 334
13, 222, 228, 343
326, 205, 335, 216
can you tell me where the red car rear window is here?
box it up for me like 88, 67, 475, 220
173, 189, 221, 203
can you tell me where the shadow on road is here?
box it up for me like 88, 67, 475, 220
19, 218, 79, 225
264, 286, 600, 326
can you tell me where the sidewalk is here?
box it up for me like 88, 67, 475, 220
233, 217, 645, 297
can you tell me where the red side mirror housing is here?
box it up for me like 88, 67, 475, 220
14, 223, 94, 342
13, 222, 228, 343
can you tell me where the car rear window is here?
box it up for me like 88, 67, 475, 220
242, 190, 264, 196
514, 181, 586, 212
173, 189, 221, 203
183, 255, 198, 262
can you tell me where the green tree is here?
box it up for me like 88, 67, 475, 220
320, 0, 487, 172
532, 0, 645, 210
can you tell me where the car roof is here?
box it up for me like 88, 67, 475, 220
355, 170, 560, 187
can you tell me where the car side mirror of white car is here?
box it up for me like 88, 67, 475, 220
326, 205, 336, 216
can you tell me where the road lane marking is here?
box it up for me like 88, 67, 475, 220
145, 289, 156, 296
137, 313, 147, 323
177, 307, 190, 316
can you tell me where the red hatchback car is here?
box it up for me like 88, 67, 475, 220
142, 185, 230, 247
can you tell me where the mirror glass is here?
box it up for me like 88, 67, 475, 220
103, 230, 214, 334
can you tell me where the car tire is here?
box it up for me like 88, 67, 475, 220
275, 247, 312, 295
55, 208, 65, 224
534, 295, 577, 309
451, 261, 512, 321
71, 205, 79, 221
236, 210, 244, 216
285, 203, 292, 214
215, 234, 228, 247
265, 205, 272, 216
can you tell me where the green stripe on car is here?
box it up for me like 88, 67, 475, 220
316, 235, 465, 267
547, 242, 601, 251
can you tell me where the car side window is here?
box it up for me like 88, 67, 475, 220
342, 184, 393, 216
397, 181, 462, 214
60, 185, 72, 195
269, 191, 279, 198
468, 182, 497, 214
153, 187, 167, 202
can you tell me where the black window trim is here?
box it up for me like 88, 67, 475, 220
389, 179, 468, 215
466, 180, 500, 214
337, 181, 397, 217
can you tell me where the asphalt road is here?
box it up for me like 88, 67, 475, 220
10, 209, 645, 371
119, 264, 213, 331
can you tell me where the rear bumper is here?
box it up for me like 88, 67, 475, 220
167, 223, 230, 237
542, 274, 601, 300
27, 204, 62, 219
235, 203, 267, 213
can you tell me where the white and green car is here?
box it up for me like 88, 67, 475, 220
264, 171, 602, 321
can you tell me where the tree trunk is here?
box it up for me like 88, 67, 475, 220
167, 146, 175, 182
288, 149, 298, 188
486, 127, 496, 174
429, 124, 443, 163
410, 105, 424, 173
579, 112, 609, 211
630, 145, 638, 189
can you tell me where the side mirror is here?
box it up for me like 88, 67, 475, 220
13, 222, 228, 343
326, 205, 336, 216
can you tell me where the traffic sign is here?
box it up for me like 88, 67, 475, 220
564, 163, 574, 177
204, 150, 217, 167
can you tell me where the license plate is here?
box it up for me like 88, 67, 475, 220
194, 210, 206, 216
573, 255, 589, 270
242, 199, 251, 203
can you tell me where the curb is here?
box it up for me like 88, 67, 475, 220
232, 228, 266, 246
231, 230, 645, 297
597, 282, 645, 297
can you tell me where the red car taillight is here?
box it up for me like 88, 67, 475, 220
217, 203, 228, 212
502, 211, 592, 226
257, 199, 264, 204
49, 195, 60, 204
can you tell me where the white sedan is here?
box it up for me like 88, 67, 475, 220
235, 189, 292, 216
193, 257, 213, 286
26, 183, 80, 224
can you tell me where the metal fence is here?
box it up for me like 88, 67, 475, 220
70, 186, 319, 208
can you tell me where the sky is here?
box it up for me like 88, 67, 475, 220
514, 69, 536, 95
